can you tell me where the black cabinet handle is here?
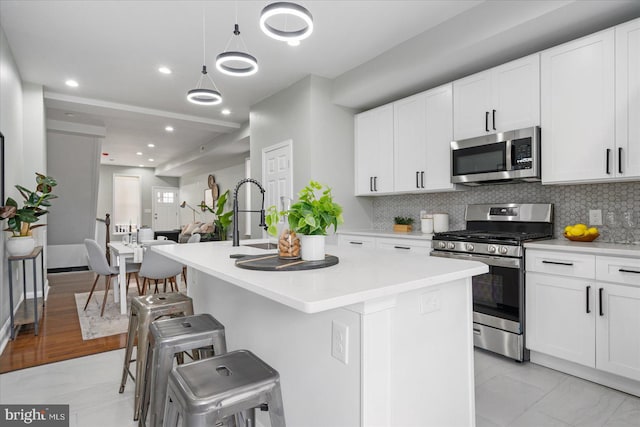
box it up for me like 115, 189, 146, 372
492, 109, 496, 131
586, 285, 591, 314
619, 268, 640, 274
421, 171, 425, 188
606, 149, 611, 174
619, 147, 623, 174
369, 177, 373, 192
485, 111, 489, 132
394, 246, 411, 250
349, 241, 363, 245
599, 287, 604, 316
416, 171, 420, 188
373, 177, 377, 191
542, 260, 574, 266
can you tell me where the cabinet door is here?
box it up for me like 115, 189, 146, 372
354, 105, 394, 195
492, 54, 540, 133
541, 29, 615, 184
526, 272, 595, 367
615, 18, 640, 179
596, 282, 640, 381
424, 84, 455, 191
338, 234, 376, 249
394, 93, 427, 192
453, 70, 491, 140
375, 237, 431, 254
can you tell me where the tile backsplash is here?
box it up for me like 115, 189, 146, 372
372, 181, 640, 238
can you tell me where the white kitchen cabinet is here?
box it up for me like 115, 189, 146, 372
453, 54, 540, 141
615, 18, 640, 179
338, 231, 432, 254
354, 105, 394, 195
337, 234, 375, 249
394, 84, 455, 193
375, 237, 431, 254
541, 29, 616, 183
526, 249, 640, 383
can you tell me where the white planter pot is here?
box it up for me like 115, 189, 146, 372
299, 235, 326, 261
6, 236, 36, 257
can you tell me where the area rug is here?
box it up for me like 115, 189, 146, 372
74, 290, 132, 340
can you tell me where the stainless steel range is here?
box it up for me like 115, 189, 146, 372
430, 203, 553, 361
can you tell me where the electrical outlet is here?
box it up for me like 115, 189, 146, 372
420, 290, 441, 314
589, 209, 603, 226
331, 320, 349, 364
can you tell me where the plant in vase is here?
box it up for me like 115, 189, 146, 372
266, 180, 343, 261
199, 190, 233, 240
0, 173, 58, 256
393, 216, 414, 232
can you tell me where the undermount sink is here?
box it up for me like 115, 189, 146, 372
242, 242, 278, 250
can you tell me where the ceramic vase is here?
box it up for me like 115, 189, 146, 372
6, 236, 36, 256
299, 234, 325, 261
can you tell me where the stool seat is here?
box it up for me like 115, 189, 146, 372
141, 313, 227, 427
164, 350, 286, 427
119, 292, 194, 421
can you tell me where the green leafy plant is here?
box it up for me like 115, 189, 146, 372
394, 216, 414, 225
199, 190, 233, 240
266, 181, 344, 236
0, 173, 58, 237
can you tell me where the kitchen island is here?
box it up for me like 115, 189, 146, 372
154, 240, 487, 427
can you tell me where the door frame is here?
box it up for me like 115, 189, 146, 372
151, 186, 180, 231
112, 173, 142, 233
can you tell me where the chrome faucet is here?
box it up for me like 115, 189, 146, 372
232, 178, 267, 246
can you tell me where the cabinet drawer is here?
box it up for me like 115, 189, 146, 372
338, 234, 375, 249
596, 256, 640, 286
526, 250, 595, 279
375, 237, 432, 254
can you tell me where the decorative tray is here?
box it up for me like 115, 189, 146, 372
234, 253, 339, 271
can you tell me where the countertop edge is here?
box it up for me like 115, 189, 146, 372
524, 239, 640, 258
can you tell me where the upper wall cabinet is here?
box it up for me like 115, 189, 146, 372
394, 84, 456, 193
453, 54, 540, 141
354, 105, 394, 195
542, 18, 640, 184
616, 18, 640, 179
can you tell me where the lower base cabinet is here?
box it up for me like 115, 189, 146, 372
526, 250, 640, 382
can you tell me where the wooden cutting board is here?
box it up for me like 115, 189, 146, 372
234, 254, 339, 271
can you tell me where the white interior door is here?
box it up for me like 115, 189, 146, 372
152, 186, 179, 231
262, 141, 293, 235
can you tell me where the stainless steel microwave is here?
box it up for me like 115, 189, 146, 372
450, 126, 540, 185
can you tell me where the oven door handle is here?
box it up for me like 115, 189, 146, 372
430, 250, 521, 269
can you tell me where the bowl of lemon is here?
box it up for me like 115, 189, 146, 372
563, 223, 600, 242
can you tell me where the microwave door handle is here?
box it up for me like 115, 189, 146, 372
505, 140, 513, 171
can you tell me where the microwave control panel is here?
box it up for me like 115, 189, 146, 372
512, 138, 533, 170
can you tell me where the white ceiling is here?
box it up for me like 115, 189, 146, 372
1, 1, 639, 175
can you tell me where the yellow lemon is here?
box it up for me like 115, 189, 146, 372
587, 227, 599, 235
564, 225, 573, 233
569, 228, 585, 237
573, 223, 588, 231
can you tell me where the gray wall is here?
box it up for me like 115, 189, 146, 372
47, 132, 100, 245
250, 75, 373, 239
97, 165, 179, 229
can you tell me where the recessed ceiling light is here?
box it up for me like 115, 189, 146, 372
139, 164, 145, 168
221, 109, 231, 115
148, 158, 155, 162
65, 79, 79, 87
136, 152, 143, 156
158, 66, 172, 75
165, 126, 174, 132
148, 144, 155, 148
287, 40, 301, 47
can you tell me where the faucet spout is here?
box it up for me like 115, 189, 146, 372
232, 178, 267, 247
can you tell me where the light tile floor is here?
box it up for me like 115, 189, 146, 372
1, 348, 639, 426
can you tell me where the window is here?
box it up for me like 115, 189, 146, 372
113, 175, 141, 233
157, 191, 174, 204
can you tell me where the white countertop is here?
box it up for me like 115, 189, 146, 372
338, 229, 434, 240
154, 239, 487, 314
525, 239, 640, 258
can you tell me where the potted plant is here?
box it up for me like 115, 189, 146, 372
266, 180, 343, 261
393, 216, 414, 232
0, 173, 58, 256
199, 189, 233, 241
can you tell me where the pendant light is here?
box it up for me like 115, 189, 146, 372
216, 5, 259, 77
187, 12, 222, 105
259, 2, 314, 44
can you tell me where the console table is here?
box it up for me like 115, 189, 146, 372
8, 246, 45, 339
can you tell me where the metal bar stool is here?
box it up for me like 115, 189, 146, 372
118, 293, 194, 421
164, 350, 286, 427
140, 313, 227, 427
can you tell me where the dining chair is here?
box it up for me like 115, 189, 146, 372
84, 239, 141, 316
139, 241, 185, 294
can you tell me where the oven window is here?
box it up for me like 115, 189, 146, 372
453, 142, 506, 176
472, 265, 520, 322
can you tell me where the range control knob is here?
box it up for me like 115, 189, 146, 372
438, 241, 447, 249
488, 245, 497, 253
499, 246, 509, 255
447, 242, 456, 250
465, 243, 475, 251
